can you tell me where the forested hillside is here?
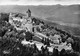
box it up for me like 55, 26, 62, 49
0, 12, 80, 56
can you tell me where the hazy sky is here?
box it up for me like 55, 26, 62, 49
0, 0, 80, 5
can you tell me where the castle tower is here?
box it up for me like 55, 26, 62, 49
26, 9, 31, 18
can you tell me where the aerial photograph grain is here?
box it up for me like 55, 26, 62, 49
0, 0, 80, 56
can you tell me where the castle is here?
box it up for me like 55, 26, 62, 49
9, 9, 43, 33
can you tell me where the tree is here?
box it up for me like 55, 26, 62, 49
0, 13, 9, 22
25, 31, 34, 41
52, 48, 59, 56
67, 37, 74, 44
60, 49, 66, 56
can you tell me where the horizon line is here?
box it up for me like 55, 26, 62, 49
0, 3, 80, 6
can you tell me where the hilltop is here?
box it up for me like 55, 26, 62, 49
0, 11, 79, 56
